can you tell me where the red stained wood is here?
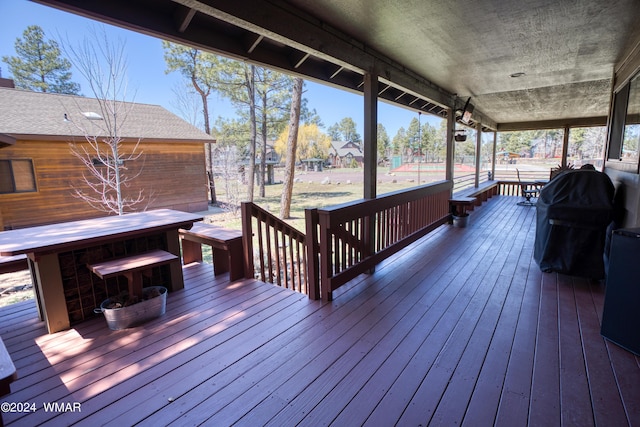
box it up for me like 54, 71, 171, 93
0, 195, 638, 426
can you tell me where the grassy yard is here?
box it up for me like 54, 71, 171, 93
209, 166, 446, 231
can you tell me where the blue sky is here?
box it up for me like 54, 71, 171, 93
0, 0, 442, 138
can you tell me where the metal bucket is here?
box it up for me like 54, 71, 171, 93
452, 214, 469, 228
94, 286, 167, 330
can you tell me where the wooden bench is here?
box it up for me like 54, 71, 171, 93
449, 196, 476, 217
453, 180, 500, 209
467, 180, 499, 204
0, 336, 17, 427
0, 254, 28, 275
179, 223, 244, 282
88, 249, 178, 300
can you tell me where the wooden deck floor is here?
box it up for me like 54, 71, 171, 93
1, 195, 639, 426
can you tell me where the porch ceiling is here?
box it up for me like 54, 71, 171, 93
34, 0, 640, 130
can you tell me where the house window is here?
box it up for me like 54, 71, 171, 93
621, 74, 640, 163
0, 159, 37, 193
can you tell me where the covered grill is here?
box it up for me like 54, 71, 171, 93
534, 169, 615, 279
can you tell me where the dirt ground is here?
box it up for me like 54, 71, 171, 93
0, 269, 34, 307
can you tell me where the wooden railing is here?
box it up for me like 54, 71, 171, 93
313, 180, 452, 301
498, 180, 541, 196
494, 169, 551, 181
453, 171, 492, 192
241, 202, 315, 297
453, 172, 476, 192
240, 179, 532, 303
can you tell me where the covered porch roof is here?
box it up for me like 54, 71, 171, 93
32, 0, 640, 131
2, 195, 638, 425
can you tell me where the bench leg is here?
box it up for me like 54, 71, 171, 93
124, 271, 144, 301
181, 239, 203, 264
227, 240, 244, 281
212, 248, 230, 276
166, 230, 184, 292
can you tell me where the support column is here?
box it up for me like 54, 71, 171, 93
33, 253, 70, 333
562, 125, 570, 167
491, 131, 497, 180
445, 107, 455, 187
475, 122, 482, 187
363, 71, 378, 199
363, 71, 378, 274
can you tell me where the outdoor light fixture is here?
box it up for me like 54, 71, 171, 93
455, 129, 467, 142
460, 97, 474, 124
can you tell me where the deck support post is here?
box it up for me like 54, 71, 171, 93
445, 106, 455, 193
491, 130, 497, 180
562, 125, 570, 168
363, 70, 378, 274
475, 121, 482, 187
363, 70, 378, 200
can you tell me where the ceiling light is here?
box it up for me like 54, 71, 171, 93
510, 72, 526, 78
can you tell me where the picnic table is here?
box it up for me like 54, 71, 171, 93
0, 209, 202, 333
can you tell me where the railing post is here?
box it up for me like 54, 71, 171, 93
240, 202, 254, 279
304, 208, 320, 300
364, 214, 375, 274
317, 212, 333, 302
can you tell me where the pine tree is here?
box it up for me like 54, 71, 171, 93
2, 25, 80, 94
280, 78, 304, 219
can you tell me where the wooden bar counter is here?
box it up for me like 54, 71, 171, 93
0, 209, 202, 333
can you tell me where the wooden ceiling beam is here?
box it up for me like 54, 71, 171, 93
176, 7, 196, 33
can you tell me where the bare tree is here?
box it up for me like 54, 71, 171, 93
63, 27, 149, 215
170, 80, 203, 130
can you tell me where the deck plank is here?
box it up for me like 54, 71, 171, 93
575, 276, 628, 426
557, 273, 594, 426
0, 195, 639, 426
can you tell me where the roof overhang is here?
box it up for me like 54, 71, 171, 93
0, 134, 17, 149
32, 0, 640, 132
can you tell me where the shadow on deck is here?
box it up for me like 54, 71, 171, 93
1, 195, 639, 426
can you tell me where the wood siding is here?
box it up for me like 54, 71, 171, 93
0, 139, 208, 229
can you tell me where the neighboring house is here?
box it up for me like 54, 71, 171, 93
264, 142, 280, 163
211, 141, 280, 185
0, 84, 213, 230
328, 140, 364, 168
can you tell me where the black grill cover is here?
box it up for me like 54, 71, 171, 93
534, 169, 615, 279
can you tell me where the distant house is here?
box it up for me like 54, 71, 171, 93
213, 141, 280, 186
328, 141, 364, 167
264, 142, 280, 163
0, 85, 213, 230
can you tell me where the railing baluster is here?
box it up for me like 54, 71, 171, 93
241, 202, 309, 295
257, 215, 266, 281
